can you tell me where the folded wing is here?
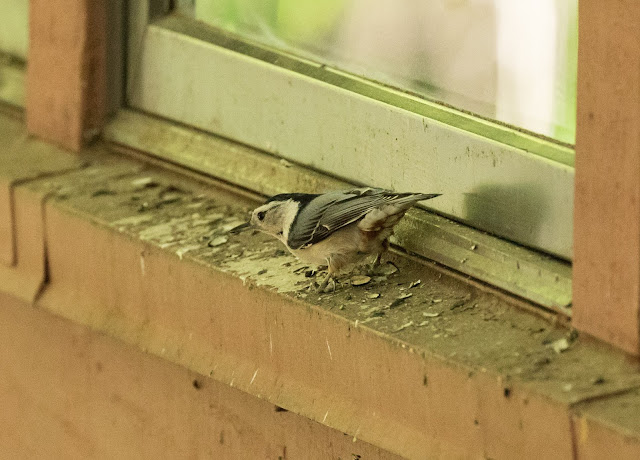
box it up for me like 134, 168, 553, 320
287, 188, 439, 250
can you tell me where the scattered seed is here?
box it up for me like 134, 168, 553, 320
389, 293, 412, 309
279, 158, 293, 168
176, 245, 200, 260
422, 312, 440, 318
131, 177, 158, 189
409, 280, 421, 288
367, 293, 380, 299
222, 220, 247, 232
432, 298, 443, 304
360, 317, 380, 324
364, 306, 385, 318
351, 275, 371, 286
208, 236, 229, 247
418, 321, 429, 327
305, 269, 317, 278
471, 244, 477, 250
204, 212, 225, 222
161, 185, 185, 195
550, 338, 570, 354
393, 321, 414, 332
158, 194, 182, 205
378, 262, 398, 276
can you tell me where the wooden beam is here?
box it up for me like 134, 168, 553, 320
573, 0, 640, 354
26, 0, 107, 151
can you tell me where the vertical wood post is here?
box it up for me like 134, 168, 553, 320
573, 1, 640, 355
26, 0, 107, 151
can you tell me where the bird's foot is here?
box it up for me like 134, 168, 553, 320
317, 273, 336, 293
367, 253, 383, 276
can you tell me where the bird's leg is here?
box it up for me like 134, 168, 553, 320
371, 252, 383, 271
317, 259, 337, 293
369, 238, 389, 274
317, 272, 335, 293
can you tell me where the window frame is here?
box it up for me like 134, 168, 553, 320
5, 6, 640, 458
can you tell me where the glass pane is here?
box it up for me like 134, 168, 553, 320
0, 0, 29, 60
177, 0, 577, 145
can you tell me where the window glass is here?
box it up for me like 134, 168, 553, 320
0, 0, 29, 60
178, 0, 577, 144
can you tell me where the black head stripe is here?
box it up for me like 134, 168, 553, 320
265, 193, 319, 205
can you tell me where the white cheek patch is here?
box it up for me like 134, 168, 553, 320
280, 201, 299, 242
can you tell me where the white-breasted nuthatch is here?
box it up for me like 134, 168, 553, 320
233, 188, 440, 291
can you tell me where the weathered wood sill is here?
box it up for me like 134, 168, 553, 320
2, 112, 640, 459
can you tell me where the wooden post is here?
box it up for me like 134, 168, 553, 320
573, 1, 640, 355
26, 0, 107, 151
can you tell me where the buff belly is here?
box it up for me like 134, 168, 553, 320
288, 224, 387, 273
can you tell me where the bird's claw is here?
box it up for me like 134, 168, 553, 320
367, 253, 383, 276
317, 274, 336, 293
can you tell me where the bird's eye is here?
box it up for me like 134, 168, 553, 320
257, 211, 266, 221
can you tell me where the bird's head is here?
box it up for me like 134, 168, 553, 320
231, 195, 299, 241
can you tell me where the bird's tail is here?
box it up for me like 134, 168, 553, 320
391, 192, 441, 207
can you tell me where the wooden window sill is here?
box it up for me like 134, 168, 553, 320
1, 111, 640, 458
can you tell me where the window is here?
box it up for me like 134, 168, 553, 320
121, 0, 574, 309
0, 0, 28, 107
184, 0, 577, 145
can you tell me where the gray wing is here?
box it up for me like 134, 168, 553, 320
287, 188, 439, 249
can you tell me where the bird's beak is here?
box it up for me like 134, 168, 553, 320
229, 221, 252, 234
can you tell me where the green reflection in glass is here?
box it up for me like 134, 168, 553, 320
180, 0, 577, 145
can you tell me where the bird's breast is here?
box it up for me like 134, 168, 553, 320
288, 224, 384, 266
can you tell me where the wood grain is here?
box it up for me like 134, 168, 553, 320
26, 0, 107, 151
573, 0, 640, 354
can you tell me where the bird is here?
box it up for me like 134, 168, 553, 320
232, 187, 440, 292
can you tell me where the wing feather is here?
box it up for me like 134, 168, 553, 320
286, 188, 439, 249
